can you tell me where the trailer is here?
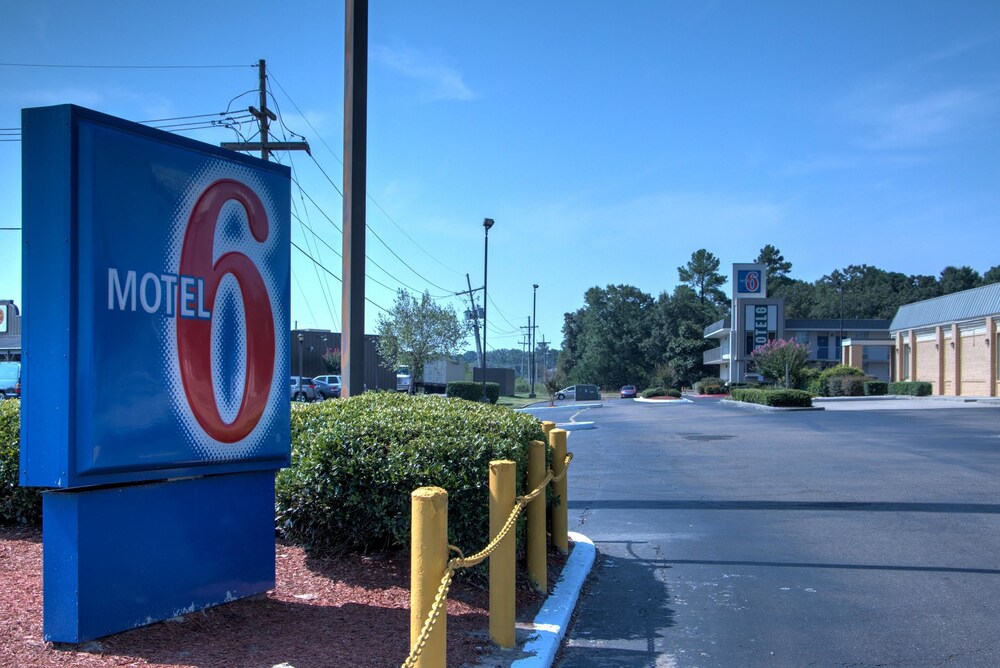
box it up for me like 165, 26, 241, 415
417, 359, 466, 394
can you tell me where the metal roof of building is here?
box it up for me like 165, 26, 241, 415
785, 319, 890, 331
889, 282, 1000, 332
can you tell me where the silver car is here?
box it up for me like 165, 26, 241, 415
290, 376, 317, 402
555, 385, 576, 401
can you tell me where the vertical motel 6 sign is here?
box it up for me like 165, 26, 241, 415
20, 105, 290, 642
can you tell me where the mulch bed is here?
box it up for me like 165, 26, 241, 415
1, 525, 564, 667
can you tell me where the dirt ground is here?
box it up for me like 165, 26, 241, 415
1, 525, 560, 668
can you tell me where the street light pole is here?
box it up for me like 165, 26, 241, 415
837, 278, 844, 363
529, 284, 538, 398
481, 218, 494, 403
297, 332, 304, 396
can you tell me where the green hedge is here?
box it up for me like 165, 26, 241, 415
446, 381, 500, 404
0, 401, 42, 526
888, 381, 933, 396
695, 377, 726, 394
276, 392, 544, 556
730, 388, 813, 408
817, 365, 866, 396
639, 387, 682, 398
864, 380, 888, 396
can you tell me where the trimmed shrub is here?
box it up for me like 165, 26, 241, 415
817, 365, 866, 397
639, 387, 682, 399
888, 381, 933, 396
864, 380, 888, 396
446, 381, 500, 404
696, 377, 727, 395
836, 375, 871, 397
276, 392, 544, 556
730, 388, 813, 408
0, 401, 42, 526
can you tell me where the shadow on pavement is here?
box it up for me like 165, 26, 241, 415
557, 542, 676, 667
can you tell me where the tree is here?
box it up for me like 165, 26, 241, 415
561, 285, 655, 389
322, 347, 341, 374
375, 290, 468, 390
751, 338, 810, 388
770, 278, 816, 319
984, 265, 1000, 285
678, 249, 728, 306
645, 285, 721, 388
754, 244, 792, 288
939, 266, 981, 295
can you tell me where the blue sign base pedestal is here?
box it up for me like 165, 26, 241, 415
42, 471, 276, 643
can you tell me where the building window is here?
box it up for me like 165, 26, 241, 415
903, 344, 910, 380
795, 332, 808, 345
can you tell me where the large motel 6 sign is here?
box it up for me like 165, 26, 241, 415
20, 105, 290, 642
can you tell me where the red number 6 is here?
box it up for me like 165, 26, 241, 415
177, 179, 276, 443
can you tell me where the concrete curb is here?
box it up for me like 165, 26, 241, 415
719, 399, 825, 412
559, 421, 596, 431
510, 532, 596, 667
633, 397, 693, 405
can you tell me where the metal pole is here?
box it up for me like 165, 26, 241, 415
297, 332, 304, 388
342, 0, 368, 398
530, 284, 538, 398
258, 59, 269, 161
481, 218, 493, 402
838, 278, 844, 362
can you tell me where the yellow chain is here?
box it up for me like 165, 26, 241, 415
401, 452, 573, 668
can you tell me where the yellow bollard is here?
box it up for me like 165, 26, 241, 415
526, 440, 547, 593
540, 420, 556, 439
410, 486, 448, 667
489, 460, 516, 648
549, 428, 569, 555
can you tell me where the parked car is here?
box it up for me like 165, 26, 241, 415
555, 386, 576, 401
290, 376, 317, 402
313, 375, 342, 398
620, 385, 637, 399
0, 361, 20, 400
313, 378, 340, 400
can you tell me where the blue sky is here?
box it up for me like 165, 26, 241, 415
2, 1, 999, 353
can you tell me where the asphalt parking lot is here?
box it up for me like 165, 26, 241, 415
551, 397, 1000, 667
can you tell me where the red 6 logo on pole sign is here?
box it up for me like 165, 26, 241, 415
177, 179, 276, 443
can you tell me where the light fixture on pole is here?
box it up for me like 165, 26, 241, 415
481, 218, 494, 403
529, 283, 538, 398
297, 332, 305, 395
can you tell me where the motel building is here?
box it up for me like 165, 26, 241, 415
703, 263, 892, 385
889, 281, 1000, 397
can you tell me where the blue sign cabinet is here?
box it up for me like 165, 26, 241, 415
21, 105, 291, 642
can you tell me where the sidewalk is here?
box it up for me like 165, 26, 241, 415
469, 533, 596, 668
814, 395, 1000, 410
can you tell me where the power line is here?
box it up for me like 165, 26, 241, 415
269, 68, 465, 281
291, 240, 390, 314
0, 62, 251, 69
289, 159, 339, 327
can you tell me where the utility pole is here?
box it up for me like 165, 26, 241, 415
456, 273, 484, 369
220, 59, 311, 160
530, 284, 538, 397
520, 318, 533, 381
539, 334, 549, 378
341, 0, 369, 399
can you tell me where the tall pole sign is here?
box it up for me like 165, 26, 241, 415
20, 105, 290, 642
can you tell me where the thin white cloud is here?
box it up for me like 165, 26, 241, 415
16, 87, 106, 109
854, 86, 995, 150
371, 44, 476, 102
841, 38, 999, 151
